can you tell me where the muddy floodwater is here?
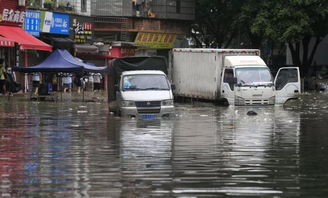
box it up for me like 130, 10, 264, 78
1, 93, 328, 197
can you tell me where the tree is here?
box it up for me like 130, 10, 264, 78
190, 0, 244, 48
249, 0, 328, 77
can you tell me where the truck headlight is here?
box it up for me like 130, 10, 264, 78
161, 99, 174, 106
121, 100, 135, 107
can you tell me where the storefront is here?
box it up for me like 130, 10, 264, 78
0, 1, 52, 91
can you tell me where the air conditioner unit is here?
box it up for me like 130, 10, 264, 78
18, 0, 25, 6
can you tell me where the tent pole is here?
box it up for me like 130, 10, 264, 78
82, 86, 84, 102
24, 50, 28, 93
59, 76, 62, 101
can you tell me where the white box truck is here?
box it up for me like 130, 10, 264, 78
169, 48, 301, 105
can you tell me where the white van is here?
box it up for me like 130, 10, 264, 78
114, 70, 175, 118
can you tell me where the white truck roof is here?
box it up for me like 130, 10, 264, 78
224, 56, 267, 67
122, 70, 166, 75
173, 48, 260, 55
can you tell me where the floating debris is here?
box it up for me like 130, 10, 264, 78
247, 111, 257, 116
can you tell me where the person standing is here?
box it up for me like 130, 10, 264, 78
0, 59, 6, 95
74, 72, 83, 93
31, 72, 41, 94
62, 73, 72, 93
87, 73, 93, 91
93, 73, 102, 92
5, 65, 16, 95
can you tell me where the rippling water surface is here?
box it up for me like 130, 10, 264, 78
1, 93, 328, 197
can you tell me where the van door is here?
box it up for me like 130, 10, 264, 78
221, 69, 235, 105
274, 67, 301, 104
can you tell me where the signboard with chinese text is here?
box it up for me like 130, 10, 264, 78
0, 8, 25, 25
135, 32, 176, 49
24, 10, 40, 37
40, 11, 69, 35
109, 46, 136, 58
72, 18, 93, 43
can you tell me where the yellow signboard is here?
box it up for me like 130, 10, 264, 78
135, 32, 176, 49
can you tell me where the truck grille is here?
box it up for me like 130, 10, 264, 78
135, 101, 161, 114
135, 101, 161, 107
245, 100, 269, 105
137, 108, 161, 114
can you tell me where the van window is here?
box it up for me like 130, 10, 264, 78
122, 74, 170, 91
275, 68, 298, 90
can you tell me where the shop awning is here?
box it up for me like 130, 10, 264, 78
0, 26, 52, 51
0, 36, 15, 47
47, 37, 74, 50
75, 44, 99, 54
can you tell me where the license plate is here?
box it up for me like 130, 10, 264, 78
141, 114, 157, 119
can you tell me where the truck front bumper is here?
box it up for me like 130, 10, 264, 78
120, 105, 175, 118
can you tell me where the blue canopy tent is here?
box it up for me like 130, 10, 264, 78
12, 49, 108, 100
13, 49, 108, 73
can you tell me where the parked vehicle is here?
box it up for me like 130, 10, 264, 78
108, 56, 175, 118
169, 48, 301, 105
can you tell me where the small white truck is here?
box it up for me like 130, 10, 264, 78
108, 56, 175, 118
169, 48, 300, 105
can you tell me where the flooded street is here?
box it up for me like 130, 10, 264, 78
1, 93, 328, 197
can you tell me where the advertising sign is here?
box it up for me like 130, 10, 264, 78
40, 11, 69, 35
25, 10, 40, 36
72, 18, 93, 43
0, 8, 25, 24
135, 32, 176, 49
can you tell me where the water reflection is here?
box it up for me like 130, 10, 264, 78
171, 105, 301, 197
1, 94, 328, 197
117, 119, 174, 197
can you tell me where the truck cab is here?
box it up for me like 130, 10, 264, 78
221, 56, 301, 105
115, 70, 175, 118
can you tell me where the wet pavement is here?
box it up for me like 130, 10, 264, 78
1, 92, 328, 197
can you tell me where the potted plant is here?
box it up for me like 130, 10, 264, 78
57, 1, 66, 11
43, 0, 55, 10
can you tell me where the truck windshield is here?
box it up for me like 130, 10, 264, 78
235, 67, 273, 86
122, 74, 170, 91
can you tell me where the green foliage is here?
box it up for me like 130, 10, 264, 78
192, 0, 328, 76
43, 0, 55, 8
247, 0, 328, 76
191, 0, 244, 48
249, 0, 328, 42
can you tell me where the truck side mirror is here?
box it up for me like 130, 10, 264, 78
171, 84, 176, 90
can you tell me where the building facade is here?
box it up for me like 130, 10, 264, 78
0, 0, 194, 93
91, 0, 194, 56
24, 0, 195, 57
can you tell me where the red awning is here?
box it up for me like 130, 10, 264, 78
0, 26, 52, 51
0, 36, 15, 47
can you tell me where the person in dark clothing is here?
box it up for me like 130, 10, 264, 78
5, 65, 21, 94
0, 59, 6, 95
74, 72, 83, 93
